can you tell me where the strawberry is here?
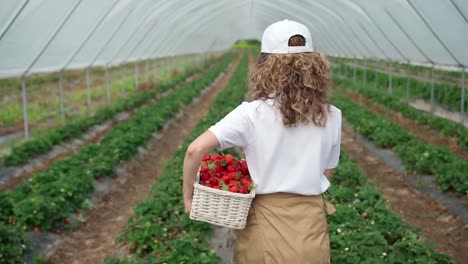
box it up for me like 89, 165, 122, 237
212, 185, 221, 190
55, 229, 62, 235
227, 165, 236, 173
222, 175, 231, 184
207, 170, 217, 178
200, 167, 209, 173
64, 219, 70, 225
200, 173, 209, 181
227, 172, 237, 180
202, 154, 211, 161
209, 177, 219, 186
239, 187, 248, 194
240, 166, 249, 176
215, 165, 225, 172
229, 186, 239, 193
34, 227, 41, 233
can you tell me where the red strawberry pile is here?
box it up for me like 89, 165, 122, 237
199, 153, 253, 194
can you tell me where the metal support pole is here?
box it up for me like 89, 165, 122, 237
134, 63, 139, 88
353, 62, 357, 81
121, 64, 126, 96
388, 62, 393, 94
430, 64, 435, 112
153, 60, 158, 82
345, 63, 348, 78
86, 67, 92, 115
59, 70, 65, 123
363, 60, 367, 86
461, 67, 465, 123
105, 65, 110, 104
145, 60, 150, 82
406, 63, 411, 98
21, 76, 29, 139
374, 65, 378, 88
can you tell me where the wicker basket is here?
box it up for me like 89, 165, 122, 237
190, 174, 255, 229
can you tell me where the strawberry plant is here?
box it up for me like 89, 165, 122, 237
333, 92, 468, 196
0, 53, 236, 261
333, 76, 468, 148
2, 57, 221, 167
107, 53, 249, 263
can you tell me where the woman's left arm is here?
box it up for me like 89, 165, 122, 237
183, 130, 220, 213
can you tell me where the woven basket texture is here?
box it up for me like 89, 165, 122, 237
190, 180, 255, 229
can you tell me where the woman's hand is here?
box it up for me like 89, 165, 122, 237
184, 196, 193, 214
182, 130, 220, 214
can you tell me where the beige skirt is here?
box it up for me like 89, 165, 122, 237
234, 192, 336, 264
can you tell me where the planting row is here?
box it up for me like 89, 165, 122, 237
327, 152, 452, 263
104, 54, 249, 264
332, 92, 468, 196
332, 61, 466, 112
2, 57, 220, 167
330, 57, 463, 85
333, 77, 468, 149
104, 53, 452, 263
0, 53, 236, 264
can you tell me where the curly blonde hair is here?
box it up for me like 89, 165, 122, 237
249, 36, 331, 127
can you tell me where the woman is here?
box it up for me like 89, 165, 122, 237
183, 19, 341, 263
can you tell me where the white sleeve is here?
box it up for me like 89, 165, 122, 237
326, 110, 342, 169
209, 102, 253, 151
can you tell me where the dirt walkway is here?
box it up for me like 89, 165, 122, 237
45, 56, 241, 264
341, 125, 468, 263
336, 86, 467, 158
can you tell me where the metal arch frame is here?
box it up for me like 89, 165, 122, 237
56, 0, 121, 120
20, 0, 83, 139
104, 1, 160, 66
352, 0, 414, 95
313, 0, 381, 60
132, 0, 222, 59
0, 0, 30, 41
301, 0, 374, 81
302, 1, 368, 59
407, 0, 466, 121
86, 2, 140, 68
256, 0, 364, 59
407, 0, 462, 67
76, 1, 142, 110
252, 4, 345, 57
148, 0, 249, 59
154, 0, 234, 56
449, 0, 468, 121
154, 0, 251, 57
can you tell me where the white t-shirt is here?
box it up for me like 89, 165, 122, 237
209, 99, 342, 195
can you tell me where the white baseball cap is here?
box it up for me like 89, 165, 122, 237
261, 19, 314, 54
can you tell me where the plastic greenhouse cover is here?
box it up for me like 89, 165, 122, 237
0, 0, 466, 79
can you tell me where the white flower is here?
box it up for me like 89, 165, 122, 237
345, 247, 349, 251
354, 193, 358, 197
382, 252, 387, 257
337, 228, 342, 233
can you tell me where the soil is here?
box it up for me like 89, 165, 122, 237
45, 56, 241, 264
341, 125, 468, 264
335, 86, 468, 159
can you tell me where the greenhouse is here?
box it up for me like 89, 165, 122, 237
0, 0, 467, 263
